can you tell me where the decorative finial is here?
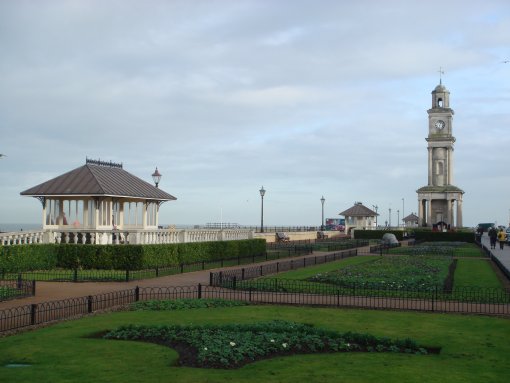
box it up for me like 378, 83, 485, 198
438, 67, 445, 85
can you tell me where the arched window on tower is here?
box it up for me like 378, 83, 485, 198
437, 98, 443, 107
436, 161, 444, 175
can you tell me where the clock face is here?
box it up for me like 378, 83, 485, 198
435, 120, 445, 130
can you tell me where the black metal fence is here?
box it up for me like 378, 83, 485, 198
0, 279, 36, 302
210, 249, 358, 286
0, 247, 313, 283
1, 283, 508, 334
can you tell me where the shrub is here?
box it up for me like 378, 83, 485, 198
0, 239, 266, 272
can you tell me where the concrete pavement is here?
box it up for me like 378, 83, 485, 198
480, 233, 510, 277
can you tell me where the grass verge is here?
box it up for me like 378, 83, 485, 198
0, 305, 508, 383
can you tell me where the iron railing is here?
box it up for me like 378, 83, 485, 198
1, 283, 508, 334
210, 249, 358, 286
0, 279, 36, 302
0, 248, 313, 283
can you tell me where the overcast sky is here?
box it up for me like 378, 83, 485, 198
0, 0, 509, 229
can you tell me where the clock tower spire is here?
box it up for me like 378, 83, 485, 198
417, 81, 464, 229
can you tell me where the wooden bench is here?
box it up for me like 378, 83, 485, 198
275, 232, 290, 242
317, 231, 329, 240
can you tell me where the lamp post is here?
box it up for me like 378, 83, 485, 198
389, 208, 392, 227
259, 186, 266, 233
152, 167, 162, 188
402, 198, 405, 227
320, 196, 325, 231
397, 210, 400, 228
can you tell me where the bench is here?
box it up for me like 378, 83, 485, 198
275, 232, 290, 242
317, 231, 329, 240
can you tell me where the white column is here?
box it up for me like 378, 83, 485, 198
142, 201, 148, 229
42, 198, 47, 229
456, 197, 463, 227
427, 198, 432, 226
428, 148, 433, 185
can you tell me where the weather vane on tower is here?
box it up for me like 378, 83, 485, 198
438, 67, 445, 85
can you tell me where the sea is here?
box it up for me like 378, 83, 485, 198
0, 223, 42, 233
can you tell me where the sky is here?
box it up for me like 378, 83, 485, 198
0, 0, 509, 229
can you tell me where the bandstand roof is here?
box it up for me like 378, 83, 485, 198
20, 159, 177, 201
403, 213, 419, 222
339, 202, 378, 217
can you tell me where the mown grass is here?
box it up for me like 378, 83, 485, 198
230, 254, 507, 303
454, 258, 503, 288
0, 305, 508, 383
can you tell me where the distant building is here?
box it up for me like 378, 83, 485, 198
403, 213, 419, 228
338, 202, 378, 233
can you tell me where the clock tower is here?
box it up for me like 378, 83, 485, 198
416, 81, 464, 228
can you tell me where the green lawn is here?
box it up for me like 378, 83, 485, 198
454, 258, 503, 288
229, 254, 507, 303
0, 305, 508, 383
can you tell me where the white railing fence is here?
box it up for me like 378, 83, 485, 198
0, 228, 254, 246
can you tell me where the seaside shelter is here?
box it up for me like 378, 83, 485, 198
339, 202, 378, 233
19, 158, 177, 244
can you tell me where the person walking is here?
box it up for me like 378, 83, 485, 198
497, 228, 506, 250
489, 227, 498, 249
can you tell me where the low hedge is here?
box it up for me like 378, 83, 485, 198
413, 231, 475, 243
0, 239, 266, 273
353, 230, 405, 241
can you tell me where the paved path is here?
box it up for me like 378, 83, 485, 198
480, 233, 510, 274
0, 251, 338, 310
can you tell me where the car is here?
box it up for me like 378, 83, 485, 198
476, 223, 495, 233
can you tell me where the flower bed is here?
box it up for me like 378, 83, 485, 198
103, 320, 434, 369
308, 255, 452, 290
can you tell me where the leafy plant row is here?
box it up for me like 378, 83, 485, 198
129, 298, 249, 311
0, 239, 266, 272
103, 320, 431, 369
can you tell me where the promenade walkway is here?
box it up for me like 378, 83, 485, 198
0, 251, 334, 310
480, 233, 510, 276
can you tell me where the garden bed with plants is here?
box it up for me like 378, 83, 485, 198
100, 299, 435, 369
0, 302, 507, 383
227, 254, 508, 303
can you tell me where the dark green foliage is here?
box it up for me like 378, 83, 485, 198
0, 244, 58, 272
353, 230, 404, 240
129, 298, 249, 311
414, 231, 475, 243
103, 320, 430, 368
0, 239, 265, 273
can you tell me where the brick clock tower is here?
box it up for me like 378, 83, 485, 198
417, 80, 464, 228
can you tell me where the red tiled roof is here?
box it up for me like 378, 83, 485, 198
20, 163, 176, 201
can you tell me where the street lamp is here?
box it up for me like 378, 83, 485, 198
152, 167, 162, 188
397, 210, 400, 228
389, 208, 392, 227
259, 186, 266, 233
402, 198, 405, 227
320, 196, 325, 231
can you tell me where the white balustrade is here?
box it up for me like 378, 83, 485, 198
0, 228, 254, 246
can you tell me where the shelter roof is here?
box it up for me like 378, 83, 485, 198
339, 203, 378, 217
20, 160, 176, 201
403, 213, 419, 222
